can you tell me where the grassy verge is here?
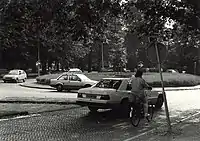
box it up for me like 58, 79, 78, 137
36, 72, 200, 87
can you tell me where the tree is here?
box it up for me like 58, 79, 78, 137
0, 0, 124, 72
123, 0, 200, 72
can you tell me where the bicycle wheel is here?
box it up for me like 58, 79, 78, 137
130, 107, 140, 127
146, 105, 154, 122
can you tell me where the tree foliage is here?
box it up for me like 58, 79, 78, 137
1, 0, 200, 73
123, 0, 200, 72
0, 0, 123, 71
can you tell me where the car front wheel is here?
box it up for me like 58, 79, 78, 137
56, 84, 63, 92
155, 95, 164, 109
88, 106, 98, 113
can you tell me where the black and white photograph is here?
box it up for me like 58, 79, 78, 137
0, 0, 200, 140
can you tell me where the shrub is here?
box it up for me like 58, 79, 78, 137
35, 71, 200, 87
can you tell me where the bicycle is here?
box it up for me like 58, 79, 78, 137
129, 96, 155, 127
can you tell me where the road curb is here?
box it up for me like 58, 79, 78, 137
0, 99, 77, 105
0, 111, 29, 119
20, 82, 200, 91
163, 87, 200, 91
123, 111, 200, 141
19, 83, 54, 90
0, 102, 80, 119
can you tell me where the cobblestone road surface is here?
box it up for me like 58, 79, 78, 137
1, 105, 199, 141
0, 105, 163, 141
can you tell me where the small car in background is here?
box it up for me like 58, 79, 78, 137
76, 78, 163, 113
68, 68, 83, 73
166, 69, 179, 73
49, 73, 98, 92
3, 69, 27, 83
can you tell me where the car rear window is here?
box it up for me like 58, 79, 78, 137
95, 79, 122, 89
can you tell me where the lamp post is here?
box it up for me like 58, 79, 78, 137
37, 41, 40, 76
101, 43, 104, 70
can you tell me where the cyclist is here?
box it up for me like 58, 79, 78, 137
130, 69, 152, 118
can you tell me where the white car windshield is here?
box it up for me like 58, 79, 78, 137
95, 79, 122, 89
8, 70, 19, 75
77, 74, 90, 81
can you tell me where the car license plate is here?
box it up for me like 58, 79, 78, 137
87, 95, 96, 99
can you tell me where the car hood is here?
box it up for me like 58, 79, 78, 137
88, 80, 98, 84
78, 87, 116, 95
4, 74, 18, 78
81, 78, 97, 83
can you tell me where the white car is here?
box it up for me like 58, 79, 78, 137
49, 73, 98, 92
3, 69, 27, 83
166, 69, 179, 73
68, 68, 83, 73
76, 78, 163, 112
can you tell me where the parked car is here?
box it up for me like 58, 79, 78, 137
49, 73, 98, 92
3, 69, 27, 83
68, 68, 83, 73
76, 78, 163, 112
166, 69, 179, 73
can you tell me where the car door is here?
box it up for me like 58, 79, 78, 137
111, 80, 132, 103
57, 74, 69, 89
68, 74, 83, 90
120, 80, 153, 103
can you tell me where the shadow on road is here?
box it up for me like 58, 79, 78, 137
47, 90, 78, 93
78, 107, 164, 126
1, 81, 18, 84
79, 109, 133, 126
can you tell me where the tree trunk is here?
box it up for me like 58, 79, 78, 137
41, 61, 47, 74
56, 61, 59, 71
98, 45, 101, 72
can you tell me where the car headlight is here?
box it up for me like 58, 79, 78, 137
78, 93, 86, 98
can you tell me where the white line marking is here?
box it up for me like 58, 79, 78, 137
0, 114, 41, 122
123, 111, 200, 141
172, 111, 200, 125
123, 128, 154, 141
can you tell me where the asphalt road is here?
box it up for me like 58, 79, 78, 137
0, 80, 77, 100
0, 81, 200, 140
